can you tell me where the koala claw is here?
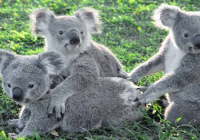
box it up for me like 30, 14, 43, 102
131, 100, 142, 108
47, 113, 51, 118
117, 69, 129, 79
128, 73, 142, 84
15, 128, 21, 134
136, 86, 149, 92
135, 93, 156, 105
134, 97, 139, 102
48, 98, 65, 120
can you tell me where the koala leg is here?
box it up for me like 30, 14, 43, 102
8, 107, 31, 129
165, 100, 200, 125
17, 117, 62, 138
61, 108, 103, 133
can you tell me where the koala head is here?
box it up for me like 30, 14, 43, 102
0, 50, 64, 104
30, 8, 102, 54
153, 4, 200, 54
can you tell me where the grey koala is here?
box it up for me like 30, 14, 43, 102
120, 4, 200, 125
1, 49, 143, 138
30, 7, 126, 119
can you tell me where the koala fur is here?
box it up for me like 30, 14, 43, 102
1, 49, 143, 138
30, 8, 125, 119
121, 4, 200, 125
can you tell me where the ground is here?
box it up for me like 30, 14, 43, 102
0, 0, 200, 139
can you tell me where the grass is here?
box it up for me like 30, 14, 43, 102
0, 0, 200, 139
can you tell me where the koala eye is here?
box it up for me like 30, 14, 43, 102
80, 30, 84, 34
7, 83, 11, 88
59, 31, 64, 35
184, 33, 189, 38
28, 84, 34, 89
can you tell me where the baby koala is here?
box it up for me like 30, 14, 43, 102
120, 4, 200, 124
1, 49, 143, 138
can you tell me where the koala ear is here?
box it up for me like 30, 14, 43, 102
30, 8, 55, 36
37, 51, 64, 75
75, 7, 102, 34
153, 4, 182, 29
0, 49, 15, 74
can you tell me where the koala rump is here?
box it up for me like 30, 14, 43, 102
25, 76, 144, 135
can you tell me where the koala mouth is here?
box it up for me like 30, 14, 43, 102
64, 43, 81, 51
188, 46, 200, 54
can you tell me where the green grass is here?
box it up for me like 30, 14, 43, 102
0, 0, 200, 139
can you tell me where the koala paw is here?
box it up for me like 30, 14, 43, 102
128, 73, 142, 85
8, 119, 25, 129
48, 96, 66, 120
133, 92, 158, 106
117, 69, 129, 79
136, 85, 150, 92
7, 119, 19, 128
118, 69, 142, 84
8, 133, 19, 140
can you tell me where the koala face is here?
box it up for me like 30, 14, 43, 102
172, 15, 200, 53
153, 4, 200, 54
0, 50, 64, 104
30, 8, 102, 54
48, 16, 88, 53
2, 58, 49, 104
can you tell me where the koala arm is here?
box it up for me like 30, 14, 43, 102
134, 69, 195, 105
129, 48, 166, 84
48, 54, 99, 119
8, 106, 31, 129
129, 36, 172, 84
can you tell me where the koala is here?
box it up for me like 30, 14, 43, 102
120, 4, 200, 125
1, 49, 143, 138
30, 8, 125, 119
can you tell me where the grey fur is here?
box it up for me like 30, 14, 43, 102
122, 4, 200, 125
0, 50, 143, 138
30, 8, 126, 119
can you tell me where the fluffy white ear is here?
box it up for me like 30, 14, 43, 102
75, 7, 102, 34
37, 51, 64, 75
0, 49, 15, 74
153, 4, 182, 29
30, 8, 55, 36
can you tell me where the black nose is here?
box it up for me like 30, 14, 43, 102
13, 87, 23, 101
69, 29, 80, 45
194, 35, 200, 49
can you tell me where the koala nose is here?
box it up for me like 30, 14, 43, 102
194, 35, 200, 49
12, 87, 23, 101
69, 29, 80, 45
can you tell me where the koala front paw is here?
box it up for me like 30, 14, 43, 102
8, 119, 20, 128
117, 69, 129, 79
128, 73, 142, 85
48, 96, 66, 120
9, 133, 19, 139
133, 92, 158, 106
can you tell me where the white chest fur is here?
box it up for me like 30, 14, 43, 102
63, 53, 79, 68
165, 44, 186, 74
